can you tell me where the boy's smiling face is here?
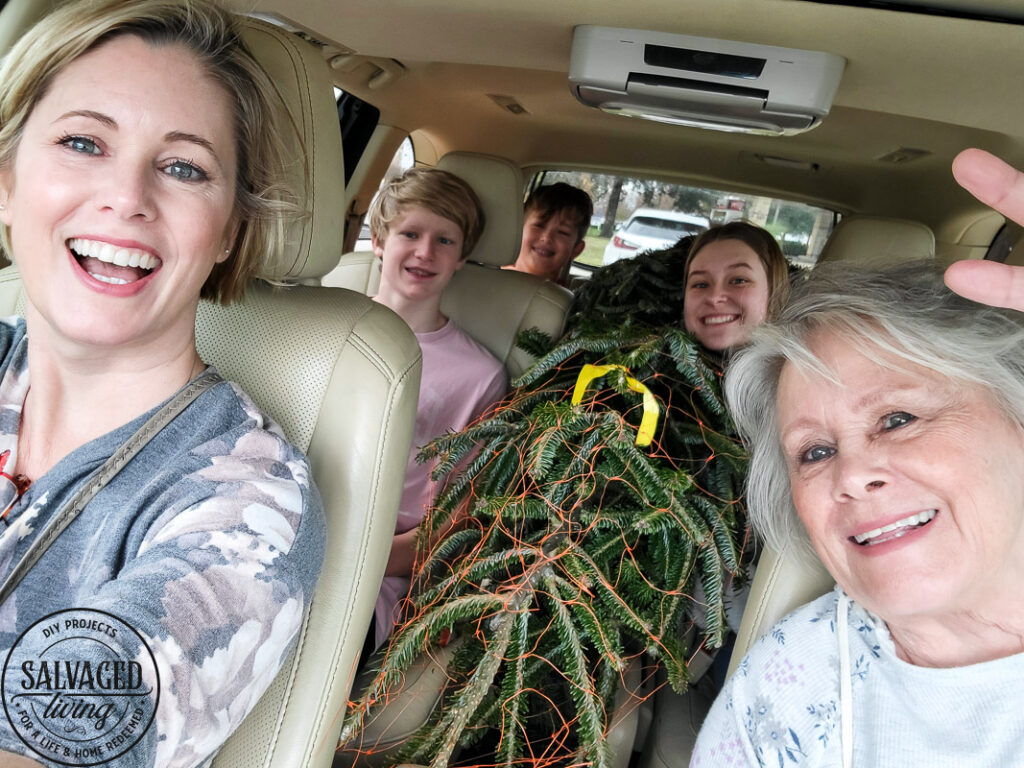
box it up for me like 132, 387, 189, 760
515, 210, 584, 281
373, 206, 465, 306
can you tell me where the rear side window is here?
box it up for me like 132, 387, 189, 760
353, 138, 415, 251
531, 169, 837, 274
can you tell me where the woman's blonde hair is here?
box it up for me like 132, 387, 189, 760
0, 0, 296, 304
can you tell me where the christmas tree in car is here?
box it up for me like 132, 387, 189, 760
341, 245, 749, 768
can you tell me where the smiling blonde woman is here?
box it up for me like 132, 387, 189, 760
0, 1, 324, 766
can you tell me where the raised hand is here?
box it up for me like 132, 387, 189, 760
945, 148, 1024, 312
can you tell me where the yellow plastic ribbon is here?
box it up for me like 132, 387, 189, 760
570, 364, 660, 447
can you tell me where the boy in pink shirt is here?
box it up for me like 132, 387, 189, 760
369, 168, 507, 647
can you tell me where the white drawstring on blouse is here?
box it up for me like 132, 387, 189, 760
837, 591, 854, 768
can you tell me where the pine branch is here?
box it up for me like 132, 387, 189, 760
555, 574, 625, 672
497, 604, 534, 767
421, 608, 516, 768
538, 573, 612, 768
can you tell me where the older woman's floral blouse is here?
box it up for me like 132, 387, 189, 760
692, 586, 1024, 767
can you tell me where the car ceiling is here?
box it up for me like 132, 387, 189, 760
235, 0, 1024, 245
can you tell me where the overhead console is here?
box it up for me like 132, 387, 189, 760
568, 26, 845, 136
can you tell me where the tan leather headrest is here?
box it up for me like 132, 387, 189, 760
815, 215, 935, 268
436, 152, 524, 267
241, 19, 346, 281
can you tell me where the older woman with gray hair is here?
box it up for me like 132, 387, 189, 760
690, 254, 1024, 766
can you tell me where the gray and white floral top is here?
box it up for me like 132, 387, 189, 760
0, 318, 325, 767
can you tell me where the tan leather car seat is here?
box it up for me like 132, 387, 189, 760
815, 215, 936, 267
321, 151, 574, 378
726, 545, 834, 677
0, 10, 421, 768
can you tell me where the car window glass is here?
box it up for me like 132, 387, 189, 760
354, 137, 415, 251
335, 88, 380, 185
532, 169, 837, 273
984, 222, 1021, 263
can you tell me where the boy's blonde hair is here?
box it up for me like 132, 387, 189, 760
0, 0, 296, 304
369, 168, 485, 259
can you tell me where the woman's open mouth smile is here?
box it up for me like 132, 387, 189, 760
67, 237, 162, 286
851, 509, 937, 546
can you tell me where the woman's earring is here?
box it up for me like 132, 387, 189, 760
224, 248, 230, 255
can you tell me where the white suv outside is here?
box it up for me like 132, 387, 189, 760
602, 208, 709, 266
